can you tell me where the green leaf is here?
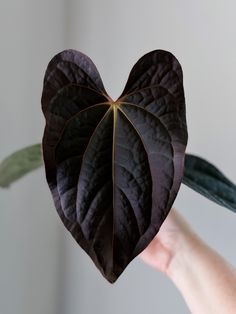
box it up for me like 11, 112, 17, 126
1, 143, 236, 219
0, 144, 43, 188
183, 154, 236, 213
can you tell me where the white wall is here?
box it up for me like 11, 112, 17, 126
0, 1, 67, 314
1, 1, 236, 314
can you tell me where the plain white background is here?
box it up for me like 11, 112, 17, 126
1, 1, 236, 313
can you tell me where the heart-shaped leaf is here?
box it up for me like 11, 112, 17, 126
183, 154, 236, 212
42, 49, 188, 282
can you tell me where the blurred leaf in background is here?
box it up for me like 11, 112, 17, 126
0, 144, 236, 214
0, 144, 42, 188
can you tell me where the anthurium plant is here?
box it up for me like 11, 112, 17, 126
1, 50, 235, 283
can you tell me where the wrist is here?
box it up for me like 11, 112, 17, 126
166, 228, 200, 279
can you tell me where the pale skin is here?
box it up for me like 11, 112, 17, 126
139, 209, 236, 314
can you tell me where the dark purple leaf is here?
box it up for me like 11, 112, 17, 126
42, 49, 188, 283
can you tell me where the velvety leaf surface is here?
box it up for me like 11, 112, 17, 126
0, 144, 42, 188
42, 49, 188, 282
183, 154, 236, 213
